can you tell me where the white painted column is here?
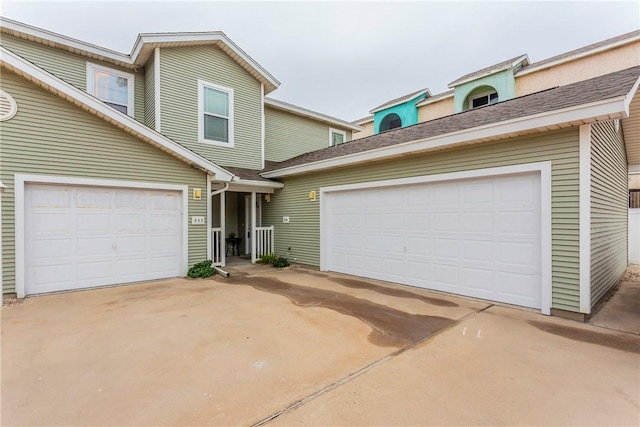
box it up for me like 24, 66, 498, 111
220, 191, 226, 267
251, 191, 257, 263
579, 124, 592, 314
206, 179, 211, 261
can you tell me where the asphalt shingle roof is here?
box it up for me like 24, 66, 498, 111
448, 54, 528, 87
266, 66, 640, 173
370, 88, 430, 112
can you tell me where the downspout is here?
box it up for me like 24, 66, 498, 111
211, 182, 230, 196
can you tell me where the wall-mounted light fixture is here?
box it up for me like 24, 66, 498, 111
308, 190, 317, 201
193, 188, 202, 200
265, 194, 271, 202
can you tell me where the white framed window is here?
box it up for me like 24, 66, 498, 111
469, 90, 498, 109
329, 128, 346, 147
0, 90, 18, 121
86, 63, 135, 116
198, 80, 234, 147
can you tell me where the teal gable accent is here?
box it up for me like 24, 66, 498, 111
453, 69, 516, 113
373, 94, 425, 133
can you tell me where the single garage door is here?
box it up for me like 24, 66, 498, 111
324, 173, 542, 309
25, 184, 183, 295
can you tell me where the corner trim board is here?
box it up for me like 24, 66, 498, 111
579, 124, 592, 313
154, 47, 161, 132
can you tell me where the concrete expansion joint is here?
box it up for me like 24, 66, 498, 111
251, 304, 490, 427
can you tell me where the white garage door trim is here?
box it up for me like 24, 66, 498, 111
14, 174, 189, 298
320, 162, 552, 315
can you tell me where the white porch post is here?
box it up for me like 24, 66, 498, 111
251, 191, 257, 263
220, 190, 226, 267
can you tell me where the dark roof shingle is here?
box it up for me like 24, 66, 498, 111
266, 66, 639, 173
370, 87, 430, 112
448, 54, 528, 87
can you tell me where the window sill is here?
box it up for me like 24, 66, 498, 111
199, 138, 235, 148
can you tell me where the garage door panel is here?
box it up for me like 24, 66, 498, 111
325, 172, 542, 310
25, 184, 183, 295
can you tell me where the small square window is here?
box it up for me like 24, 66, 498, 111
86, 63, 134, 116
198, 80, 234, 146
329, 128, 346, 147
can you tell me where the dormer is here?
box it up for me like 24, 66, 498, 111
449, 54, 529, 113
371, 88, 430, 134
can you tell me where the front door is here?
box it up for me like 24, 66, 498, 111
244, 195, 262, 254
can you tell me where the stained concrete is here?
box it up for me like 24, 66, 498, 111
589, 281, 640, 335
2, 265, 638, 426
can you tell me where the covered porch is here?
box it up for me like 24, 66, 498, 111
208, 179, 282, 267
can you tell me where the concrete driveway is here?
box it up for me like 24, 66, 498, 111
2, 264, 638, 426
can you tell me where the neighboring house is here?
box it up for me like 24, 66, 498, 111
353, 30, 640, 139
1, 18, 639, 323
0, 18, 358, 299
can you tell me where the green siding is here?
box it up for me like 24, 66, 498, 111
159, 46, 262, 169
0, 33, 146, 123
265, 107, 352, 162
263, 128, 581, 311
590, 121, 628, 306
144, 52, 155, 129
0, 69, 208, 294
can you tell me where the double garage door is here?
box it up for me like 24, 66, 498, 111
324, 173, 542, 309
25, 184, 183, 295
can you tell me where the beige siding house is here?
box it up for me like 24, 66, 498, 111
1, 17, 638, 322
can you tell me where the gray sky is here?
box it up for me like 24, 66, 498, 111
2, 1, 639, 121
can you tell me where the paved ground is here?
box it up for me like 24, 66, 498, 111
2, 264, 639, 426
590, 280, 640, 334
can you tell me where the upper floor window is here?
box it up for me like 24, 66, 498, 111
330, 128, 346, 146
469, 90, 498, 109
380, 113, 402, 132
86, 63, 134, 116
198, 80, 234, 147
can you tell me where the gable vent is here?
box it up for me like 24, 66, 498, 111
0, 90, 18, 121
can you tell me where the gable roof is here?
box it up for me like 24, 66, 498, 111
370, 87, 431, 113
0, 17, 280, 94
0, 46, 235, 181
448, 54, 529, 88
517, 30, 640, 76
264, 97, 362, 131
263, 66, 640, 178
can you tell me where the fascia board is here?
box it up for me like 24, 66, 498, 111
132, 33, 280, 90
265, 98, 363, 131
0, 17, 133, 66
369, 89, 432, 114
448, 54, 529, 88
0, 47, 234, 182
415, 92, 454, 107
517, 35, 640, 77
262, 96, 628, 178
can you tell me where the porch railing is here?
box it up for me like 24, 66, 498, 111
256, 226, 275, 258
211, 228, 223, 266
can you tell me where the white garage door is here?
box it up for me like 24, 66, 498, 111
324, 173, 542, 309
25, 184, 183, 295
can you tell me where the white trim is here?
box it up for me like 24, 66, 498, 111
0, 89, 18, 121
263, 95, 629, 178
1, 47, 234, 181
220, 190, 226, 267
261, 83, 265, 170
629, 164, 640, 174
197, 80, 234, 147
354, 116, 374, 125
86, 62, 135, 117
250, 192, 257, 263
0, 18, 280, 92
13, 174, 190, 298
623, 75, 640, 114
206, 178, 212, 261
319, 162, 553, 315
468, 89, 498, 110
579, 124, 592, 313
517, 34, 640, 77
154, 48, 161, 132
329, 128, 347, 147
369, 88, 431, 114
448, 54, 529, 88
415, 92, 454, 107
228, 182, 281, 194
264, 97, 362, 131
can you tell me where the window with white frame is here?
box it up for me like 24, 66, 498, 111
198, 80, 234, 146
469, 90, 498, 109
86, 63, 134, 116
329, 128, 346, 146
